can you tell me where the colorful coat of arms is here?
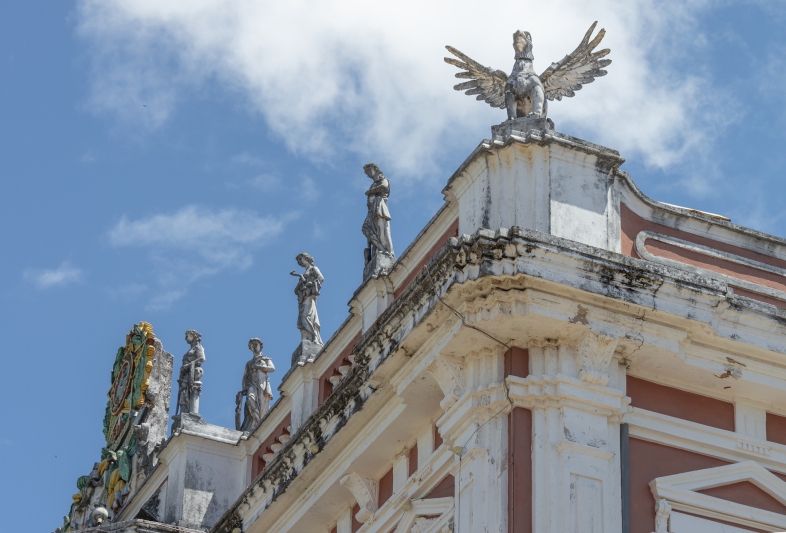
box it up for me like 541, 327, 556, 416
61, 322, 161, 532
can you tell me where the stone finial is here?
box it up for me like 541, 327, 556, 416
175, 329, 205, 420
236, 338, 275, 432
362, 163, 395, 279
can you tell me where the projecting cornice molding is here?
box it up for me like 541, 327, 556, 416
650, 461, 786, 531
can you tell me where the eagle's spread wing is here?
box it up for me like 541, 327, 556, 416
444, 46, 508, 109
539, 22, 611, 101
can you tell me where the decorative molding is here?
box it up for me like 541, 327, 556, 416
737, 439, 770, 456
576, 331, 618, 386
635, 230, 786, 303
555, 440, 615, 461
394, 497, 454, 533
339, 472, 379, 523
427, 354, 466, 410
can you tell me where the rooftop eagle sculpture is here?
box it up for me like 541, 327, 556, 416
445, 22, 611, 121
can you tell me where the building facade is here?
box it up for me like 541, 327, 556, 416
57, 90, 786, 533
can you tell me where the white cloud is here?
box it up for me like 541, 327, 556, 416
75, 0, 723, 180
248, 174, 282, 192
108, 205, 287, 308
231, 152, 266, 167
23, 261, 84, 289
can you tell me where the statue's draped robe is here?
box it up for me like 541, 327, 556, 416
295, 266, 324, 344
362, 178, 394, 257
241, 355, 274, 431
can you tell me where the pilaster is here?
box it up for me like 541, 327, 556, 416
432, 346, 509, 533
515, 333, 627, 533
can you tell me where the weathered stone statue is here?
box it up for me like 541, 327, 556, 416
176, 329, 205, 417
290, 253, 324, 365
362, 163, 395, 279
235, 338, 275, 432
445, 22, 611, 121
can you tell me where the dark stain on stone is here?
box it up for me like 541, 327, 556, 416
569, 305, 589, 325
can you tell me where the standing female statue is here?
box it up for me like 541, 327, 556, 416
176, 329, 205, 416
290, 253, 324, 345
236, 338, 275, 432
362, 163, 394, 263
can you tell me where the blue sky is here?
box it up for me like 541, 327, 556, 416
2, 1, 786, 530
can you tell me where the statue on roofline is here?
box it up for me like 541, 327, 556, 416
290, 253, 324, 345
362, 163, 395, 279
236, 338, 275, 432
444, 22, 611, 121
176, 329, 205, 418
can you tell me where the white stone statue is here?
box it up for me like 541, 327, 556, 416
362, 162, 394, 261
445, 22, 611, 120
236, 338, 275, 432
176, 329, 205, 417
290, 253, 324, 345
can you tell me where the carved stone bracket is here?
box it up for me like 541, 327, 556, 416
576, 331, 618, 386
654, 498, 671, 533
427, 354, 466, 410
339, 472, 379, 523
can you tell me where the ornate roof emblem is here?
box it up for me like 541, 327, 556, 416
444, 22, 611, 121
104, 322, 155, 446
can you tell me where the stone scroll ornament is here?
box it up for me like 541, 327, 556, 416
236, 338, 275, 432
445, 22, 611, 121
61, 322, 157, 532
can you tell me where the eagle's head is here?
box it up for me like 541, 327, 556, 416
512, 30, 534, 60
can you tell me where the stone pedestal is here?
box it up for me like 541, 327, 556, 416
162, 418, 245, 530
171, 412, 205, 432
443, 122, 624, 254
363, 251, 395, 280
291, 340, 323, 367
490, 116, 554, 142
